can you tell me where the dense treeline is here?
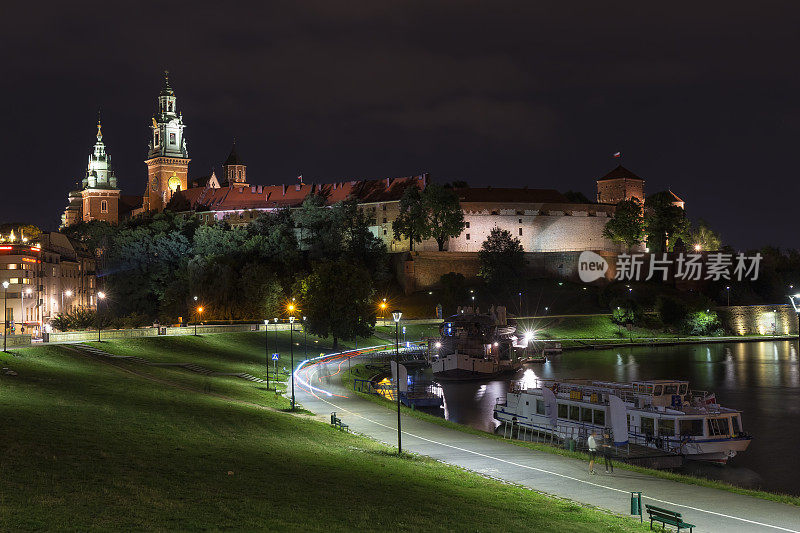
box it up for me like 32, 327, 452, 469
63, 196, 389, 347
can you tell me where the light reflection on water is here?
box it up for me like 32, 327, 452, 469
432, 341, 800, 496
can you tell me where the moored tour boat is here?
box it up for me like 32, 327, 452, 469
493, 378, 751, 463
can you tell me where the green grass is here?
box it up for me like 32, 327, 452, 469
0, 336, 649, 532
342, 363, 800, 508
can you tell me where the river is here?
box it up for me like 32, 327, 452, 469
434, 340, 800, 496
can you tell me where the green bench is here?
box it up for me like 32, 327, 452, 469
644, 504, 695, 532
330, 412, 349, 431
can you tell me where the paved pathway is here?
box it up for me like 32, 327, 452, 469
294, 350, 800, 533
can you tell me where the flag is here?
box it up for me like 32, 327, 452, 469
613, 152, 621, 158
297, 174, 303, 184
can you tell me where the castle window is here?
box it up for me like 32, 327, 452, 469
491, 211, 498, 215
518, 228, 522, 236
518, 218, 522, 223
466, 234, 470, 240
382, 204, 387, 211
383, 229, 387, 236
101, 200, 108, 213
383, 217, 387, 224
170, 133, 176, 144
465, 221, 470, 228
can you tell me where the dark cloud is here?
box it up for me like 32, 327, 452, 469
1, 1, 799, 249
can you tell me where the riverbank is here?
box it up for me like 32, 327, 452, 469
0, 334, 650, 531
342, 362, 800, 507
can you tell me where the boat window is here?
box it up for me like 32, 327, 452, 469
707, 418, 729, 436
580, 407, 593, 423
627, 414, 632, 430
658, 418, 675, 437
731, 416, 741, 434
679, 419, 704, 436
664, 384, 678, 395
536, 399, 545, 415
644, 384, 653, 394
641, 416, 654, 436
569, 405, 580, 421
679, 384, 687, 395
558, 403, 568, 418
594, 409, 605, 427
653, 385, 663, 396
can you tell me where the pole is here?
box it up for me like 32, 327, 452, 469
194, 318, 197, 336
97, 297, 101, 342
290, 322, 295, 410
395, 319, 402, 454
265, 321, 270, 390
3, 285, 7, 353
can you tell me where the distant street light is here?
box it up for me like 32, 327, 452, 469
392, 309, 403, 454
97, 291, 106, 342
726, 286, 731, 307
195, 306, 204, 336
274, 317, 279, 365
2, 281, 9, 352
289, 315, 296, 410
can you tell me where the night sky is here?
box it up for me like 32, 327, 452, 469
3, 1, 798, 250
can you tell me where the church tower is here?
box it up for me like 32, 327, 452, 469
61, 113, 120, 227
221, 142, 247, 187
144, 71, 190, 212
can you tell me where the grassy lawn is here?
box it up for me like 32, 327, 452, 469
0, 337, 649, 532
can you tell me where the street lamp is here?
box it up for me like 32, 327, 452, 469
289, 315, 296, 410
379, 300, 387, 326
726, 286, 731, 307
788, 293, 800, 344
264, 319, 270, 390
274, 317, 279, 364
303, 315, 307, 360
97, 291, 106, 342
195, 306, 204, 336
392, 309, 403, 454
2, 281, 9, 352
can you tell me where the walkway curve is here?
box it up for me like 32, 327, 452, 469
295, 348, 800, 533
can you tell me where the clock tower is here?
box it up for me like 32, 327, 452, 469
144, 71, 190, 212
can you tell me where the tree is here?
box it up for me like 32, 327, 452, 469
299, 260, 376, 350
393, 185, 427, 251
564, 190, 590, 204
688, 219, 722, 251
439, 272, 467, 313
478, 228, 525, 295
423, 183, 466, 251
603, 198, 644, 250
644, 192, 690, 253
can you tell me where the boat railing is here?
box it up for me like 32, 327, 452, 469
508, 379, 643, 406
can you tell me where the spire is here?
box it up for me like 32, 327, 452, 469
160, 69, 174, 96
96, 107, 103, 142
225, 141, 243, 165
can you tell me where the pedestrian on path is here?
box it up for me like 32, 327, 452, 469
587, 431, 598, 474
602, 430, 614, 474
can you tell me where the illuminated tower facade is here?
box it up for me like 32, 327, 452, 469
61, 113, 120, 227
144, 71, 190, 212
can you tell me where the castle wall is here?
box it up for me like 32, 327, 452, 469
718, 305, 798, 336
596, 178, 644, 205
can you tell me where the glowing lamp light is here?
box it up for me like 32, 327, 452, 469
392, 310, 402, 323
64, 290, 72, 297
289, 316, 295, 324
2, 281, 9, 289
197, 306, 204, 313
434, 342, 441, 349
694, 244, 702, 251
97, 291, 106, 299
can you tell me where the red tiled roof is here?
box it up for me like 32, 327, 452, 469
455, 187, 567, 204
167, 174, 428, 212
597, 165, 643, 181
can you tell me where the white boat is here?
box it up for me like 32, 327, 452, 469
493, 379, 751, 463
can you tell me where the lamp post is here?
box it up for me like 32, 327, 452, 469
289, 315, 296, 410
195, 306, 203, 336
264, 319, 270, 390
380, 300, 387, 326
2, 281, 9, 352
726, 286, 731, 307
96, 291, 106, 342
788, 294, 800, 344
303, 315, 307, 360
392, 309, 403, 454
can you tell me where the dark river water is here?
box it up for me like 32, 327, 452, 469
433, 341, 800, 495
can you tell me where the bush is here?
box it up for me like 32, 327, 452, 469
609, 298, 643, 325
683, 310, 723, 336
655, 295, 689, 328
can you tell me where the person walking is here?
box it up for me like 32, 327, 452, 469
587, 431, 598, 474
602, 430, 614, 473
